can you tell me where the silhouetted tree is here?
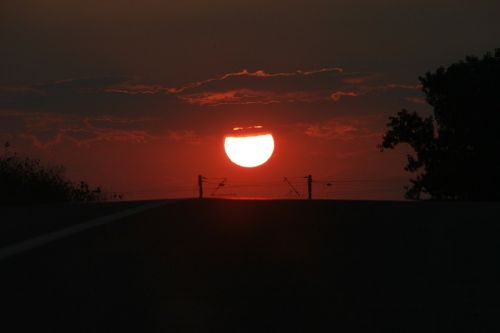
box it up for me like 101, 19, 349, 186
380, 49, 500, 200
0, 142, 115, 204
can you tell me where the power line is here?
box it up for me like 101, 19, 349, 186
211, 178, 227, 196
109, 175, 409, 201
283, 177, 301, 197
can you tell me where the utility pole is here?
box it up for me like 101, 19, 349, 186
306, 174, 312, 200
198, 175, 204, 199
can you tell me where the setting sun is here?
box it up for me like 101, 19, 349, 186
224, 132, 275, 168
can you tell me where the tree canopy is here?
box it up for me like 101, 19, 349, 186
1, 142, 111, 205
381, 49, 500, 200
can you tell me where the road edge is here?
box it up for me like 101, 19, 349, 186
0, 200, 171, 261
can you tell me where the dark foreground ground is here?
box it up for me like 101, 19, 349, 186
1, 199, 500, 332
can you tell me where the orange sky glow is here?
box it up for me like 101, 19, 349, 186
1, 1, 499, 200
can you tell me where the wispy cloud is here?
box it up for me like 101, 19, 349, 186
19, 127, 153, 149
100, 67, 345, 95
169, 67, 345, 94
0, 67, 426, 113
179, 89, 326, 106
11, 112, 154, 148
0, 111, 198, 149
330, 91, 361, 102
305, 124, 357, 139
301, 115, 384, 141
167, 130, 201, 144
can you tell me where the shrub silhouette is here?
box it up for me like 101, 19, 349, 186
380, 49, 500, 200
0, 142, 108, 204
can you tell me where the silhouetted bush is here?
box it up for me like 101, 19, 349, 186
0, 142, 109, 204
380, 49, 500, 200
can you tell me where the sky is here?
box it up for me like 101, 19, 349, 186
1, 0, 499, 199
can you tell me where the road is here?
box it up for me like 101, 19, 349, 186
1, 199, 499, 332
0, 200, 162, 247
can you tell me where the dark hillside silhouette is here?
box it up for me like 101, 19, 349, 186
380, 49, 500, 200
0, 142, 108, 205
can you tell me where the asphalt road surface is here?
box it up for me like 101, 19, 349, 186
1, 199, 500, 332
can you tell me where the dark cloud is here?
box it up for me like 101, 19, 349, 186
0, 67, 424, 114
0, 111, 190, 149
0, 65, 431, 156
